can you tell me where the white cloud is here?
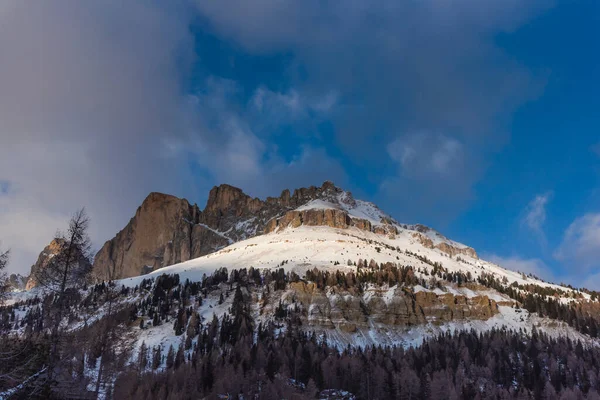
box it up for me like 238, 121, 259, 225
555, 213, 600, 271
485, 254, 554, 282
387, 133, 465, 177
182, 78, 348, 198
251, 86, 338, 121
382, 132, 476, 223
521, 192, 552, 246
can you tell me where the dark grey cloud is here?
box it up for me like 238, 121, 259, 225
0, 1, 200, 273
0, 2, 345, 274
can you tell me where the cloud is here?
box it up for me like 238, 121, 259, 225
192, 0, 551, 223
251, 87, 338, 120
0, 0, 554, 274
555, 213, 600, 271
521, 192, 552, 246
380, 132, 481, 224
485, 254, 554, 282
181, 78, 348, 198
387, 133, 465, 177
0, 3, 338, 275
0, 1, 202, 274
581, 273, 600, 291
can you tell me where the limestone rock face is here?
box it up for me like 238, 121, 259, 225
91, 181, 361, 280
265, 207, 392, 236
88, 180, 480, 281
7, 274, 28, 291
25, 239, 65, 290
201, 184, 264, 231
93, 193, 203, 280
191, 225, 231, 260
25, 238, 92, 290
284, 284, 498, 331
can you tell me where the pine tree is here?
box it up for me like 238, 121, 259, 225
138, 341, 148, 372
152, 346, 162, 370
175, 343, 185, 370
166, 345, 175, 369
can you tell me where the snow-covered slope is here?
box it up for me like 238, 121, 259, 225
115, 223, 597, 353
121, 224, 586, 302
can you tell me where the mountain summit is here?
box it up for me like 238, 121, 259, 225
90, 181, 475, 281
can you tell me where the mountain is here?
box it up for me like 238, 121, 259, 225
5, 181, 600, 398
84, 180, 596, 348
25, 238, 65, 290
6, 273, 27, 292
91, 181, 476, 280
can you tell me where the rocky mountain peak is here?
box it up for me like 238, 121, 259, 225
25, 238, 75, 290
85, 180, 477, 281
204, 184, 252, 214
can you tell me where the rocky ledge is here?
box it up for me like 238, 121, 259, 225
272, 282, 498, 333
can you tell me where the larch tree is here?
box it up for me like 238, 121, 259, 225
34, 208, 93, 394
0, 248, 9, 302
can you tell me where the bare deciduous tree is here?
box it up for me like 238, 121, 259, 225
0, 248, 10, 303
34, 209, 93, 392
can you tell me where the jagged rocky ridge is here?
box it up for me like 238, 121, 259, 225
90, 181, 477, 281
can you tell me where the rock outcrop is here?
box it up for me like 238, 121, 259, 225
412, 231, 479, 259
7, 274, 28, 291
93, 193, 230, 280
265, 209, 352, 233
25, 238, 92, 290
25, 239, 65, 290
90, 180, 479, 280
264, 205, 400, 239
92, 182, 355, 280
282, 283, 498, 332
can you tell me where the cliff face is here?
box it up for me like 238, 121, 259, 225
264, 208, 399, 236
275, 282, 499, 333
93, 193, 229, 280
91, 182, 352, 280
25, 239, 64, 290
25, 238, 92, 290
90, 181, 479, 280
7, 273, 27, 291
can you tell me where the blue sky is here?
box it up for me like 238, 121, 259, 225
1, 0, 599, 288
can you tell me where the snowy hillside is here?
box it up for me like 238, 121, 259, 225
122, 224, 585, 302
112, 220, 597, 352
4, 189, 600, 399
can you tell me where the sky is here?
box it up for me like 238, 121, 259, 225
1, 1, 599, 289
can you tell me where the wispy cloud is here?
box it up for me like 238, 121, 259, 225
521, 192, 552, 247
387, 133, 465, 178
555, 213, 600, 272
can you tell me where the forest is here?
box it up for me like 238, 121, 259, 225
1, 211, 600, 399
